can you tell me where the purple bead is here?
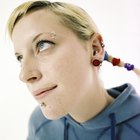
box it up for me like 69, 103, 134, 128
124, 63, 134, 71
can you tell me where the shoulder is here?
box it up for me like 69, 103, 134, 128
125, 113, 140, 131
27, 106, 65, 138
120, 113, 140, 139
28, 106, 49, 135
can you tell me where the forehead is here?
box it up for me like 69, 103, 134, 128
12, 9, 71, 42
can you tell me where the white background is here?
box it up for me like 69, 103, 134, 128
0, 0, 140, 140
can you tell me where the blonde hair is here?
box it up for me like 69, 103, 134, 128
7, 0, 140, 79
7, 0, 99, 40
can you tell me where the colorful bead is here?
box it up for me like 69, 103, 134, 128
112, 58, 120, 66
92, 59, 101, 66
104, 51, 108, 61
124, 63, 134, 71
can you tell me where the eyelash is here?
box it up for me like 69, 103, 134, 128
36, 40, 55, 53
16, 40, 55, 63
16, 55, 23, 62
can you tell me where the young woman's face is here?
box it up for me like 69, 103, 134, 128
12, 9, 98, 119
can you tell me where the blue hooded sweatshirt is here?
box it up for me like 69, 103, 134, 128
27, 83, 140, 140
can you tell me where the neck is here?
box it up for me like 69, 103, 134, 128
69, 87, 114, 123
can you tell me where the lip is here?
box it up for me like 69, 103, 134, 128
33, 85, 57, 99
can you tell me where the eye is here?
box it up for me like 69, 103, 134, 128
36, 40, 55, 53
16, 55, 23, 62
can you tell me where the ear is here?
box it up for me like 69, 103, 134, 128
90, 33, 105, 61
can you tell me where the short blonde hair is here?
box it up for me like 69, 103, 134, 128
7, 0, 140, 80
7, 0, 99, 40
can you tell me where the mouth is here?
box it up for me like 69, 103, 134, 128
33, 85, 57, 99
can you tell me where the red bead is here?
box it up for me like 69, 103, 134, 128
92, 59, 101, 66
112, 58, 120, 66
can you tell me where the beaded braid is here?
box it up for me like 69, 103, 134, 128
104, 51, 140, 78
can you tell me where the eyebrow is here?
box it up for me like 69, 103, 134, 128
14, 52, 20, 56
14, 32, 56, 56
32, 31, 56, 43
32, 33, 43, 43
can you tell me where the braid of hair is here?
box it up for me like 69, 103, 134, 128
104, 51, 140, 78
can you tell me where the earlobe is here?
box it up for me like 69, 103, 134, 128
91, 49, 103, 67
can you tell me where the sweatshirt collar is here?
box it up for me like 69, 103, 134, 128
66, 83, 140, 130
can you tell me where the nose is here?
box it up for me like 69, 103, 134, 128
19, 63, 42, 83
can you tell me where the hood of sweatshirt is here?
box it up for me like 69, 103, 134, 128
64, 83, 140, 140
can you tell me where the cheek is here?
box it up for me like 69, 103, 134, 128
52, 50, 92, 93
51, 54, 94, 112
38, 47, 95, 117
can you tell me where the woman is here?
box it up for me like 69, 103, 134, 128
7, 1, 140, 140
